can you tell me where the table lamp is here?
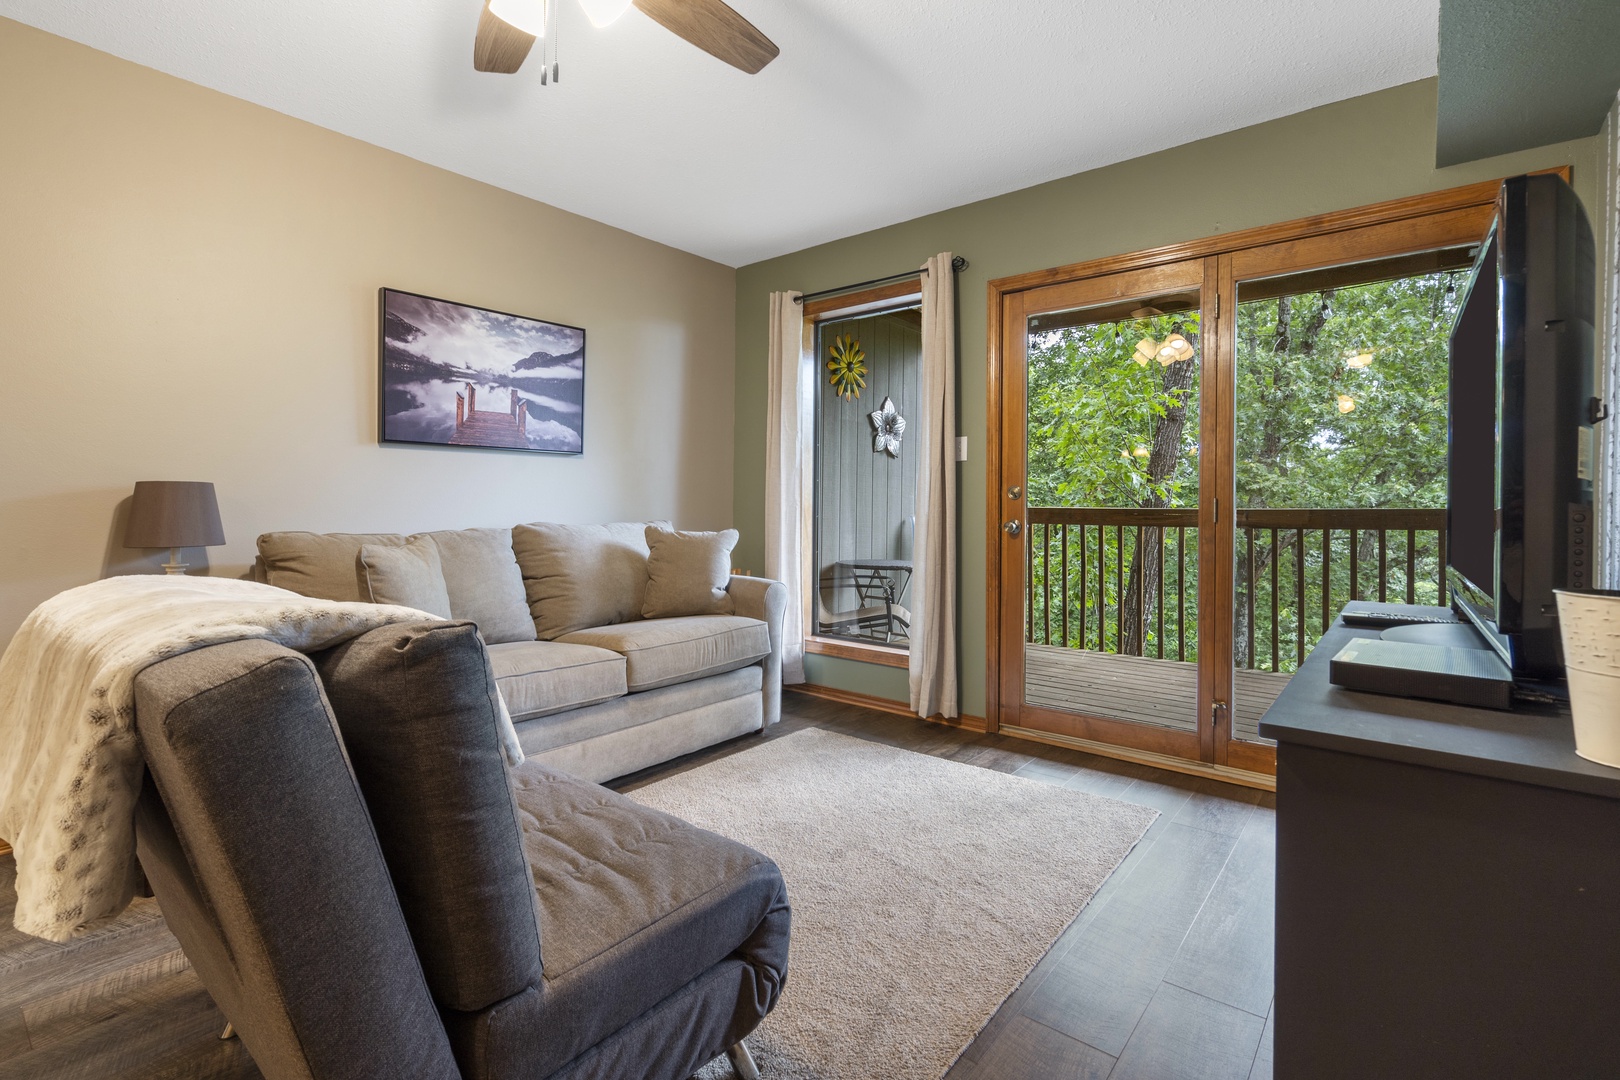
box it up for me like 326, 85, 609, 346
124, 481, 225, 574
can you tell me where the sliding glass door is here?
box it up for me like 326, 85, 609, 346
988, 179, 1519, 775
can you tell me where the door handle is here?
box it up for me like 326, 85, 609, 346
1003, 520, 1022, 537
1007, 485, 1023, 500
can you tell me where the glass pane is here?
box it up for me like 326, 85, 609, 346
811, 307, 920, 651
1024, 290, 1202, 732
1231, 257, 1471, 742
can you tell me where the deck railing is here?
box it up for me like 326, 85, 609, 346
1026, 506, 1448, 674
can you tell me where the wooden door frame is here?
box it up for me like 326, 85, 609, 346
995, 259, 1210, 761
984, 169, 1571, 756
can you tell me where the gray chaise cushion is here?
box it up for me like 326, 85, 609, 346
558, 616, 771, 692
313, 622, 543, 1014
641, 525, 739, 618
257, 530, 408, 601
360, 536, 454, 618
422, 527, 537, 644
486, 640, 627, 721
133, 639, 460, 1080
512, 521, 659, 640
448, 764, 790, 1080
532, 957, 785, 1080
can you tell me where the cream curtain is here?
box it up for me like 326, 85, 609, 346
764, 291, 809, 683
910, 253, 959, 718
1600, 92, 1620, 589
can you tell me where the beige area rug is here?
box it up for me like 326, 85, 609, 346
628, 728, 1159, 1080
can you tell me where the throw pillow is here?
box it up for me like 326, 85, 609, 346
312, 622, 541, 1012
642, 525, 739, 618
358, 538, 453, 619
258, 531, 409, 602
416, 528, 536, 644
511, 521, 664, 640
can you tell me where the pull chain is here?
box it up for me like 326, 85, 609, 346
539, 0, 549, 84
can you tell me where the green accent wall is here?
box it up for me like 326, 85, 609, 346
734, 78, 1603, 718
1437, 0, 1620, 167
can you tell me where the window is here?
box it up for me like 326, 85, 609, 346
807, 295, 922, 661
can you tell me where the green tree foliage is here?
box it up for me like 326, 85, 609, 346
1235, 273, 1461, 512
1024, 271, 1464, 674
1028, 312, 1202, 509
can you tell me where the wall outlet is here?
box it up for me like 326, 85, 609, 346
956, 436, 969, 462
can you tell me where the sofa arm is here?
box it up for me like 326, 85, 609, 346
728, 576, 787, 727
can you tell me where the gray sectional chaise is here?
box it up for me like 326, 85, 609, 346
254, 522, 788, 783
133, 619, 790, 1080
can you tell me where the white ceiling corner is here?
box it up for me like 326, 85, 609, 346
0, 0, 1440, 266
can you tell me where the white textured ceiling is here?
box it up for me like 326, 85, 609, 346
1, 1, 1440, 266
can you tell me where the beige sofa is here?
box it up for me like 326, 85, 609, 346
253, 522, 786, 784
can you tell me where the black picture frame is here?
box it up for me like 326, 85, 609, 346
378, 287, 586, 455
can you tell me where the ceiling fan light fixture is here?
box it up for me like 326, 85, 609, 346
489, 0, 548, 37
1160, 333, 1195, 364
578, 0, 633, 27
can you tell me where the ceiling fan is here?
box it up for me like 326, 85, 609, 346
474, 0, 779, 80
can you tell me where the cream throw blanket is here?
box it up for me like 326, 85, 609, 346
0, 575, 523, 942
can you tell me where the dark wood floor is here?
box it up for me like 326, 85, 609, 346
0, 692, 1274, 1080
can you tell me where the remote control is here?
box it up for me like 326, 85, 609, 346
1341, 611, 1460, 629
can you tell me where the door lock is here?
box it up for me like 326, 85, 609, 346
1003, 520, 1022, 537
1211, 700, 1228, 727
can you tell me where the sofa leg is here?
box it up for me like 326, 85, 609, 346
726, 1040, 760, 1080
219, 1022, 236, 1040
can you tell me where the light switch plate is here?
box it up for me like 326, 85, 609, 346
956, 436, 968, 461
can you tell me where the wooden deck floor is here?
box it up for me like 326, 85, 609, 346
1025, 646, 1291, 743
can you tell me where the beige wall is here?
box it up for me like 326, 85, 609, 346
0, 18, 736, 649
733, 78, 1604, 716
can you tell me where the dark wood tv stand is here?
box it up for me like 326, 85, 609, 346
1259, 602, 1620, 1079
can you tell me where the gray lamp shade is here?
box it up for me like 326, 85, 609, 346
124, 481, 225, 549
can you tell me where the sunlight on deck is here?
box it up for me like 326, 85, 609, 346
1024, 645, 1290, 743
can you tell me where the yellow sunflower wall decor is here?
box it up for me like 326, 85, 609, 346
827, 335, 867, 400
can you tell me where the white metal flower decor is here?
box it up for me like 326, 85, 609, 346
869, 396, 906, 456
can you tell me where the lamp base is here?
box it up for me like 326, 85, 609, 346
162, 547, 190, 575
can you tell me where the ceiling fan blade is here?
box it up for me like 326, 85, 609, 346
632, 0, 779, 74
474, 2, 537, 73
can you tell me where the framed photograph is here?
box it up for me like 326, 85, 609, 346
378, 287, 585, 454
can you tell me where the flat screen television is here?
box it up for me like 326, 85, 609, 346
1447, 173, 1598, 680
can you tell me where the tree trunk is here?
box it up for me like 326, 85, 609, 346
1233, 531, 1279, 668
1122, 325, 1198, 656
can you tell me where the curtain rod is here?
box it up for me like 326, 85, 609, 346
793, 255, 969, 305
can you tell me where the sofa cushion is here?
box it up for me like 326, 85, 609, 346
420, 528, 536, 645
512, 522, 661, 640
465, 764, 789, 1080
513, 665, 761, 758
312, 622, 543, 1015
557, 616, 771, 692
258, 531, 408, 602
486, 641, 627, 722
360, 537, 453, 618
641, 525, 738, 619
